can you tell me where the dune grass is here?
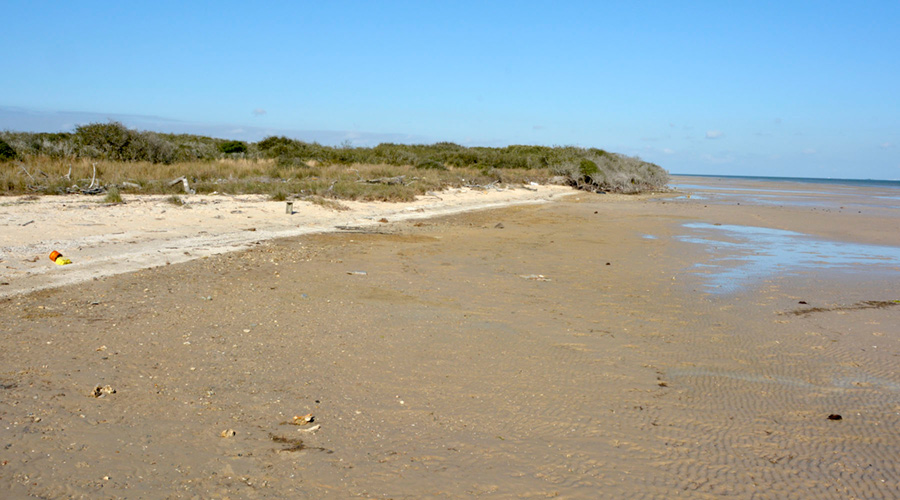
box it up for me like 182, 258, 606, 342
0, 122, 670, 199
1, 157, 558, 201
103, 186, 123, 204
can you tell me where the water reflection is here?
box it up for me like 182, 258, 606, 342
669, 177, 900, 212
678, 223, 900, 292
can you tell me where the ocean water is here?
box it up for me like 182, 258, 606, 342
669, 175, 900, 292
672, 173, 900, 189
670, 174, 900, 211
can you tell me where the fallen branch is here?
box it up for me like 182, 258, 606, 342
18, 165, 36, 183
80, 186, 105, 195
168, 176, 195, 194
465, 179, 501, 190
88, 163, 98, 190
358, 175, 405, 185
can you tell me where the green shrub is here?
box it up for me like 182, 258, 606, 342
166, 195, 185, 206
72, 122, 178, 163
0, 138, 16, 161
257, 135, 296, 152
75, 122, 132, 160
129, 131, 177, 163
1, 126, 670, 194
103, 186, 123, 204
415, 158, 447, 170
579, 159, 599, 177
219, 140, 248, 154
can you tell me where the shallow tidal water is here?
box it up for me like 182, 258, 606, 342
677, 222, 900, 293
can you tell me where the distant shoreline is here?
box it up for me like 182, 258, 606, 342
671, 173, 900, 188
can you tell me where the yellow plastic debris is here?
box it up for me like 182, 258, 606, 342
49, 250, 72, 265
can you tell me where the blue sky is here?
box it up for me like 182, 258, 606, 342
2, 1, 898, 179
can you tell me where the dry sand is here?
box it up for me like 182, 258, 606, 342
0, 185, 570, 299
2, 178, 900, 498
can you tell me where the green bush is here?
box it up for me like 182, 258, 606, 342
103, 186, 123, 204
166, 195, 185, 206
75, 122, 132, 159
2, 126, 670, 193
257, 135, 295, 152
0, 138, 16, 161
219, 140, 248, 154
415, 158, 447, 170
72, 122, 177, 163
579, 159, 599, 177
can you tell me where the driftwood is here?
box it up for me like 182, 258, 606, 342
572, 178, 607, 194
19, 165, 36, 183
169, 176, 195, 194
358, 175, 405, 185
88, 163, 98, 190
464, 179, 502, 191
71, 163, 105, 194
19, 161, 112, 195
334, 225, 390, 235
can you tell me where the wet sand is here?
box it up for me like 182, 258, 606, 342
2, 178, 900, 498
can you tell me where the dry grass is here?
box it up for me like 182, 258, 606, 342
1, 158, 554, 202
103, 186, 123, 204
304, 195, 350, 211
165, 195, 186, 206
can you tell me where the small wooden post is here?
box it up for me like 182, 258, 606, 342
285, 201, 293, 214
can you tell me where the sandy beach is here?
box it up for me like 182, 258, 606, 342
0, 185, 571, 299
2, 177, 900, 498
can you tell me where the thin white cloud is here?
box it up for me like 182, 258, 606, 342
701, 153, 733, 164
880, 141, 893, 149
0, 106, 432, 146
252, 108, 267, 116
705, 130, 723, 139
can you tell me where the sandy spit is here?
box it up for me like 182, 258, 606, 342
0, 185, 573, 299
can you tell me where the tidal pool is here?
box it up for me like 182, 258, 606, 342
678, 223, 900, 292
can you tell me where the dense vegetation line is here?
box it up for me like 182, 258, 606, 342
0, 121, 669, 200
